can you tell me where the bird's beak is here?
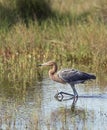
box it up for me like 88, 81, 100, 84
37, 62, 48, 67
37, 64, 42, 67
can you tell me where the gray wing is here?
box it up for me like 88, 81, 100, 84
57, 68, 95, 84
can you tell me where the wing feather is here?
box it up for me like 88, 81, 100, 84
57, 68, 95, 84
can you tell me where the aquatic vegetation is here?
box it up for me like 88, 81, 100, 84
0, 0, 107, 87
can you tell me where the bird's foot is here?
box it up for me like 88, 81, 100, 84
73, 95, 78, 103
54, 91, 75, 101
54, 92, 64, 101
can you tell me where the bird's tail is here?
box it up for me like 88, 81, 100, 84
90, 74, 96, 79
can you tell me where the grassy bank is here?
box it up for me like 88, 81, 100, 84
0, 0, 107, 87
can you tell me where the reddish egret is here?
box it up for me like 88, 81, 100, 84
38, 61, 96, 101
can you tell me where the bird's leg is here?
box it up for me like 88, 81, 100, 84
71, 85, 78, 98
57, 85, 78, 98
55, 85, 78, 101
54, 91, 74, 101
59, 91, 74, 97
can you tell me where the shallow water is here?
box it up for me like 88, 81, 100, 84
0, 74, 107, 130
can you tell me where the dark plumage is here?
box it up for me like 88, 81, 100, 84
57, 69, 96, 84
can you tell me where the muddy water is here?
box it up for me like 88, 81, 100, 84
0, 74, 107, 130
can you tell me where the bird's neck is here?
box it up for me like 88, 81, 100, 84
49, 64, 66, 84
49, 64, 57, 79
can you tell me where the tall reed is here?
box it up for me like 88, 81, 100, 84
0, 0, 107, 87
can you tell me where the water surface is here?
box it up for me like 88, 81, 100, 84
0, 74, 107, 130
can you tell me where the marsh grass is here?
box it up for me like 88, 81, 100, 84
0, 0, 107, 87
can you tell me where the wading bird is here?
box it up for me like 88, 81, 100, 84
38, 61, 96, 101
